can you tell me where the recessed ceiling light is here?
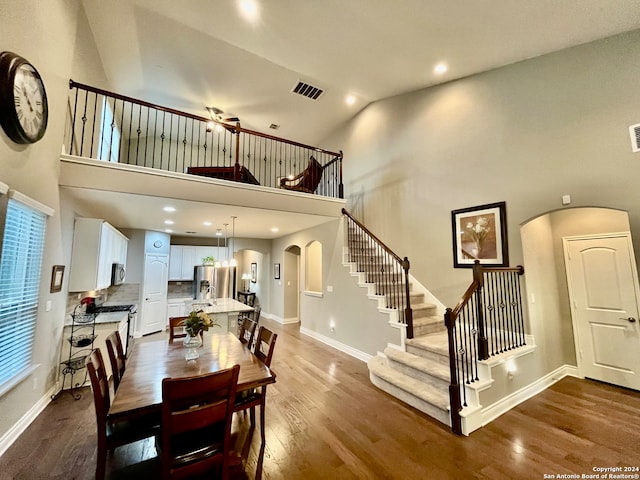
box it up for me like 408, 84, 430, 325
165, 229, 173, 233
238, 0, 259, 22
163, 206, 176, 212
434, 63, 448, 74
203, 221, 212, 226
271, 227, 279, 233
346, 95, 356, 106
164, 220, 174, 225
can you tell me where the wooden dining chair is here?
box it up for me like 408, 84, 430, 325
238, 317, 257, 347
105, 331, 126, 391
168, 316, 204, 344
85, 349, 160, 480
158, 365, 241, 480
233, 326, 277, 445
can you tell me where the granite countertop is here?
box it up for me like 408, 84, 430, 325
186, 297, 254, 314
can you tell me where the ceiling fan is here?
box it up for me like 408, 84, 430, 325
206, 106, 239, 124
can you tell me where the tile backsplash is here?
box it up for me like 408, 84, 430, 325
65, 283, 141, 316
168, 281, 193, 298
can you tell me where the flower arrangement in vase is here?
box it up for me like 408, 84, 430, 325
183, 310, 219, 360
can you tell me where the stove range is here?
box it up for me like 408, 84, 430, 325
88, 304, 135, 313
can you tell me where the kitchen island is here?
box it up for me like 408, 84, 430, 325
185, 298, 255, 333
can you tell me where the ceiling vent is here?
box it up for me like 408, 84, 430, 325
269, 123, 280, 130
292, 81, 324, 100
629, 124, 640, 152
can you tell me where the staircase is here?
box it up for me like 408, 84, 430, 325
342, 211, 531, 435
342, 210, 453, 428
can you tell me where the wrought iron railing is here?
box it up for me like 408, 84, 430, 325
342, 209, 414, 337
65, 80, 343, 198
444, 261, 525, 434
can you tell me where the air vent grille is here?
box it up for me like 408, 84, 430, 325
629, 124, 640, 152
292, 81, 324, 100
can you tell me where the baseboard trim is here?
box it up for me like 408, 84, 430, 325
0, 383, 58, 458
481, 364, 579, 427
263, 313, 299, 325
300, 327, 372, 363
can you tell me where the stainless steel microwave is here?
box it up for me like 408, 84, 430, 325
111, 263, 126, 286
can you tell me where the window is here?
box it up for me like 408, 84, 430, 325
0, 185, 52, 394
98, 97, 120, 162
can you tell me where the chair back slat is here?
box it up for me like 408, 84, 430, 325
254, 326, 277, 367
105, 331, 126, 391
161, 365, 240, 479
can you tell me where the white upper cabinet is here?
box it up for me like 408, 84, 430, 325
68, 218, 129, 292
169, 245, 197, 281
168, 245, 220, 281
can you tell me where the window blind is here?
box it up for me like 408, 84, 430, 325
0, 195, 49, 390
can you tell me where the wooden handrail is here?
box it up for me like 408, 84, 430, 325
341, 208, 403, 265
343, 208, 413, 337
69, 79, 342, 159
449, 280, 480, 318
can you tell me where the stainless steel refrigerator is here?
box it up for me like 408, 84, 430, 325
193, 266, 236, 300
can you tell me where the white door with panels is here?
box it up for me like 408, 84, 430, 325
564, 233, 640, 391
140, 253, 169, 335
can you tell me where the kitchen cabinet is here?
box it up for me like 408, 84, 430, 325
166, 297, 190, 326
169, 246, 196, 281
68, 218, 129, 292
168, 245, 220, 281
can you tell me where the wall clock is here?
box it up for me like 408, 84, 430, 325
0, 51, 48, 144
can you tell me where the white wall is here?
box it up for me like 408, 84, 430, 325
324, 29, 640, 309
0, 0, 109, 441
319, 29, 640, 380
272, 220, 398, 355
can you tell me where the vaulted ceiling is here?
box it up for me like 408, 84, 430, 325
81, 0, 640, 147
74, 0, 640, 238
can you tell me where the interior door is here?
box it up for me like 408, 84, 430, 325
140, 253, 168, 335
564, 233, 640, 390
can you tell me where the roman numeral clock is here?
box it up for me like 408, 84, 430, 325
0, 51, 48, 144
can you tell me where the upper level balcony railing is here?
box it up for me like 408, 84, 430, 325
64, 80, 343, 199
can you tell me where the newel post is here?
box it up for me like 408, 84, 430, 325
473, 260, 489, 360
338, 150, 344, 199
233, 121, 241, 181
403, 256, 413, 339
445, 308, 462, 435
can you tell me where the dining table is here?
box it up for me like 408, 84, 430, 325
109, 331, 276, 477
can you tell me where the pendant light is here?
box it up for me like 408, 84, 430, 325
222, 223, 229, 267
215, 229, 222, 268
230, 216, 237, 267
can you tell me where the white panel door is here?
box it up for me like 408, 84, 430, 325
564, 233, 640, 390
140, 254, 169, 335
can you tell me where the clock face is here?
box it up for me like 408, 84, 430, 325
0, 51, 48, 144
13, 63, 47, 142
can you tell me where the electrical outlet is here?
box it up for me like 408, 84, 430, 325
32, 377, 37, 390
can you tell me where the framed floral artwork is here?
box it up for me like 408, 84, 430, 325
451, 202, 508, 268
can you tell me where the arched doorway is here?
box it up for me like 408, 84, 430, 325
521, 206, 640, 389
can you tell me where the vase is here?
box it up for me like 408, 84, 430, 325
183, 333, 202, 360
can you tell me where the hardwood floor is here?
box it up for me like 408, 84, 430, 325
1, 318, 639, 479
